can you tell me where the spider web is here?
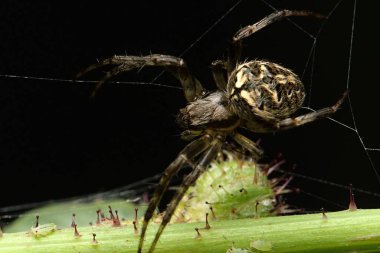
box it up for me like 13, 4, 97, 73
254, 0, 380, 210
0, 0, 379, 226
299, 0, 380, 178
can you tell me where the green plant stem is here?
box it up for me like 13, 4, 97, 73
1, 209, 380, 252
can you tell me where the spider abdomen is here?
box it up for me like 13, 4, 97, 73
227, 60, 305, 121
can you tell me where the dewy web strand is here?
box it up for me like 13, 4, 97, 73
150, 0, 244, 83
258, 0, 380, 202
0, 74, 182, 90
262, 0, 380, 188
343, 0, 380, 183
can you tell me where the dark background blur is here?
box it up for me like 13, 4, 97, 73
0, 0, 379, 213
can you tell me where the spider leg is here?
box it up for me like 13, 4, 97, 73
227, 10, 325, 73
211, 60, 227, 90
75, 54, 204, 101
246, 91, 347, 132
276, 91, 347, 131
233, 132, 263, 159
88, 64, 129, 98
146, 137, 223, 253
137, 134, 212, 253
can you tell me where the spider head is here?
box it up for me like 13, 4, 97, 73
227, 61, 305, 121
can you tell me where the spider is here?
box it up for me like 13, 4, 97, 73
76, 10, 347, 253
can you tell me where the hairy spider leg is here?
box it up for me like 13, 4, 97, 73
277, 91, 348, 130
137, 134, 213, 253
211, 60, 228, 90
75, 54, 204, 101
145, 137, 224, 253
246, 91, 348, 132
227, 10, 325, 74
233, 132, 263, 159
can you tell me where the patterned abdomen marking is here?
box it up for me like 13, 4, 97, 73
227, 60, 305, 120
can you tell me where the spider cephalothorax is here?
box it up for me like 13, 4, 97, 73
76, 9, 346, 253
177, 91, 240, 131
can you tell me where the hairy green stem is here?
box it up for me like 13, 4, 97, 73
1, 209, 380, 252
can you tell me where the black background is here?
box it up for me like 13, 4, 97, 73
0, 0, 379, 213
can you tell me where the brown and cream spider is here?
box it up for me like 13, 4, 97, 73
76, 10, 346, 253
